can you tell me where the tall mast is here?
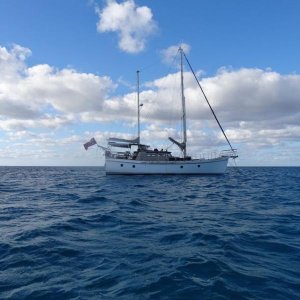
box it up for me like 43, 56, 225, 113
179, 47, 187, 158
137, 70, 141, 146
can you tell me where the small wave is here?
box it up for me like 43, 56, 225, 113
78, 195, 110, 203
178, 260, 222, 279
128, 199, 148, 207
1, 166, 300, 299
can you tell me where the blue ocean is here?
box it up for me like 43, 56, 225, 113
0, 166, 299, 299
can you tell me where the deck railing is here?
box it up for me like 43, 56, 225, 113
220, 149, 238, 158
106, 149, 238, 160
105, 150, 132, 159
194, 149, 238, 160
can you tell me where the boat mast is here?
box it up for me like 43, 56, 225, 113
137, 70, 140, 146
179, 47, 187, 158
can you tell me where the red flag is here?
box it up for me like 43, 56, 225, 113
84, 137, 97, 150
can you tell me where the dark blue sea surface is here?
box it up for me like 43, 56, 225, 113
0, 167, 300, 299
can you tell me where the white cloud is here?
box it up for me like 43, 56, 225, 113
81, 65, 300, 162
79, 66, 300, 141
0, 115, 75, 131
96, 0, 156, 53
24, 65, 114, 113
1, 44, 300, 165
147, 67, 300, 127
0, 44, 31, 81
200, 68, 300, 123
0, 44, 115, 130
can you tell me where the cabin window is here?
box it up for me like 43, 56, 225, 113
180, 166, 183, 168
198, 165, 200, 168
120, 164, 123, 167
132, 165, 135, 168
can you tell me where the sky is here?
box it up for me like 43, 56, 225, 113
0, 0, 300, 166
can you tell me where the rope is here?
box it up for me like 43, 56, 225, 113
182, 52, 235, 152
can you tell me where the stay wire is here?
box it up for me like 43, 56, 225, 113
182, 51, 235, 152
139, 58, 161, 72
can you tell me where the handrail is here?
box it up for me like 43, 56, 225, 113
220, 149, 238, 158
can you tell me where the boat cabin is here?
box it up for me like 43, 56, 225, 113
133, 148, 171, 161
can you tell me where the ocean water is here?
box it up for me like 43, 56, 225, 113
0, 166, 299, 300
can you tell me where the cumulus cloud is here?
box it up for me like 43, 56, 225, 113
77, 65, 300, 134
82, 65, 300, 159
0, 115, 75, 131
149, 68, 300, 126
201, 68, 300, 124
1, 43, 300, 165
24, 65, 113, 113
96, 0, 156, 53
0, 44, 31, 81
0, 44, 115, 130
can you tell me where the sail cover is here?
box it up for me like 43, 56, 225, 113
169, 137, 185, 151
108, 137, 139, 148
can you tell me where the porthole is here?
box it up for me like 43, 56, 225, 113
132, 165, 136, 168
120, 164, 123, 167
180, 166, 183, 168
198, 165, 200, 168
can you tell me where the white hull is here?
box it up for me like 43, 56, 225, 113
105, 157, 229, 175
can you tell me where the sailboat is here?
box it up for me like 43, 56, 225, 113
89, 47, 237, 174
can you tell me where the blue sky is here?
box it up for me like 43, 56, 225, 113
0, 0, 300, 166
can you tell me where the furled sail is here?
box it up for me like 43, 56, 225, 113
108, 137, 139, 148
168, 137, 186, 151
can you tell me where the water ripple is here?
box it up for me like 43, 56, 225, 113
0, 166, 300, 299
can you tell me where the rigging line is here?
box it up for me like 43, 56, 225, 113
139, 58, 161, 72
182, 51, 235, 152
168, 49, 180, 75
233, 157, 243, 175
140, 49, 180, 73
228, 153, 242, 176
